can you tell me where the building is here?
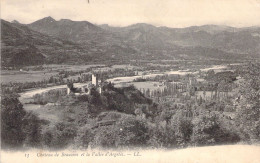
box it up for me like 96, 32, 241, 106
66, 83, 91, 95
67, 73, 103, 95
92, 74, 97, 86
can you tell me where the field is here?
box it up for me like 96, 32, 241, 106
1, 64, 140, 84
1, 64, 108, 84
26, 64, 106, 71
1, 70, 57, 83
115, 81, 166, 91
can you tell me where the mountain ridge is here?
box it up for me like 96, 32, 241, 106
2, 17, 260, 67
1, 19, 94, 67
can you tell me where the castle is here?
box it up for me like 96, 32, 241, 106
67, 73, 102, 95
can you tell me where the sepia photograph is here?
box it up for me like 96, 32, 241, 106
1, 0, 260, 163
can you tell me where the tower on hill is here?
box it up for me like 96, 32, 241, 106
92, 73, 98, 86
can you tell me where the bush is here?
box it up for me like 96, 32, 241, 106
42, 123, 78, 149
191, 111, 240, 146
90, 116, 149, 148
74, 126, 94, 149
169, 110, 193, 147
148, 125, 177, 148
235, 62, 260, 142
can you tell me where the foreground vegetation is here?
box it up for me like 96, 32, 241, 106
1, 62, 259, 150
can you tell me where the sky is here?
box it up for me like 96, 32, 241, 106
1, 0, 260, 28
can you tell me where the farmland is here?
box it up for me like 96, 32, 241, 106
1, 70, 57, 83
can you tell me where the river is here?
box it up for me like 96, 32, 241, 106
107, 64, 227, 84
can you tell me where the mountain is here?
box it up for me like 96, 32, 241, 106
28, 17, 111, 44
1, 19, 91, 67
2, 17, 260, 68
158, 25, 258, 54
11, 20, 20, 24
165, 25, 237, 34
167, 25, 260, 56
28, 16, 100, 35
1, 18, 139, 68
28, 17, 260, 59
99, 23, 260, 57
27, 17, 139, 60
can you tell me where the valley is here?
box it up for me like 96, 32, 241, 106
1, 17, 259, 151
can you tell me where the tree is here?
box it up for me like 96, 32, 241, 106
207, 70, 215, 78
148, 124, 176, 148
89, 88, 102, 105
22, 112, 42, 147
191, 110, 239, 146
74, 126, 94, 149
1, 94, 26, 148
235, 62, 260, 142
170, 110, 193, 147
90, 116, 149, 148
49, 76, 54, 83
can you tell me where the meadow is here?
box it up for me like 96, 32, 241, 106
1, 70, 57, 83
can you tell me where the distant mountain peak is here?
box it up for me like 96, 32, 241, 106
129, 23, 156, 28
58, 19, 94, 26
11, 20, 20, 24
100, 24, 109, 27
40, 16, 56, 22
59, 19, 72, 22
28, 16, 56, 27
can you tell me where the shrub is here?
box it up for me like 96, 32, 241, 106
191, 111, 240, 146
74, 126, 94, 149
90, 116, 149, 148
42, 123, 78, 149
148, 124, 177, 148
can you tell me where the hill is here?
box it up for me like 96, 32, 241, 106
29, 17, 260, 60
100, 23, 260, 57
1, 19, 92, 67
27, 17, 139, 62
28, 16, 103, 44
